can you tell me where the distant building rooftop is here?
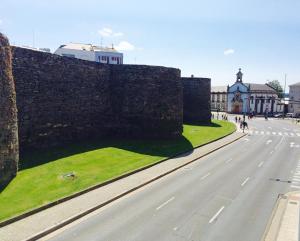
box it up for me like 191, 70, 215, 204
289, 82, 300, 87
244, 83, 277, 93
58, 43, 119, 53
211, 86, 227, 93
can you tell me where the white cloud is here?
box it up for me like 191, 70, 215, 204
0, 20, 2, 25
113, 32, 124, 37
98, 27, 123, 37
115, 41, 135, 51
224, 49, 235, 55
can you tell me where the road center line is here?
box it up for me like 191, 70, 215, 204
201, 173, 211, 180
156, 197, 175, 210
209, 206, 225, 223
241, 177, 250, 186
258, 161, 264, 167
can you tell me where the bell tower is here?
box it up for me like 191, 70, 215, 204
236, 68, 243, 83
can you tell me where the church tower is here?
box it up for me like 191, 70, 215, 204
236, 68, 243, 83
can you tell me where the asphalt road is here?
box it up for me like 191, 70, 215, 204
47, 117, 300, 241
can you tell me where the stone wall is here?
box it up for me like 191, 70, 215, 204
182, 77, 211, 124
11, 47, 183, 150
0, 34, 19, 185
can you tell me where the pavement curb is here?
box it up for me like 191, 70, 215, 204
23, 131, 246, 241
0, 127, 238, 228
261, 191, 300, 241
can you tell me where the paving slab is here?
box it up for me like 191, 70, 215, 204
263, 192, 300, 241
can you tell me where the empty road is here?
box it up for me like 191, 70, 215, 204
46, 117, 300, 241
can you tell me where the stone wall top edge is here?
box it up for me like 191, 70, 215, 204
182, 77, 211, 82
12, 46, 181, 73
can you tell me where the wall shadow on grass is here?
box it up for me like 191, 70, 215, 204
19, 135, 194, 171
183, 121, 222, 128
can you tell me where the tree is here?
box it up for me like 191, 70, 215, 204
267, 80, 284, 98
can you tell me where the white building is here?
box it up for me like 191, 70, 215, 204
211, 86, 228, 111
288, 82, 300, 116
54, 43, 123, 64
211, 69, 284, 115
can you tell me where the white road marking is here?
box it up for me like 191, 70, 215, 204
278, 132, 282, 136
255, 131, 259, 134
284, 128, 290, 131
241, 177, 250, 186
225, 158, 233, 164
209, 206, 225, 224
266, 140, 272, 145
201, 173, 211, 180
291, 185, 300, 189
244, 138, 249, 142
272, 132, 276, 135
292, 178, 300, 182
261, 131, 264, 135
290, 133, 295, 136
266, 131, 270, 135
156, 197, 175, 210
258, 161, 264, 167
268, 127, 272, 129
284, 132, 289, 136
173, 227, 178, 231
297, 133, 300, 137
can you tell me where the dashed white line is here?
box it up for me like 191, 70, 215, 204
266, 140, 272, 145
291, 185, 300, 189
258, 161, 264, 167
156, 197, 175, 210
241, 177, 250, 186
225, 158, 233, 164
201, 173, 211, 180
209, 206, 225, 224
173, 227, 178, 231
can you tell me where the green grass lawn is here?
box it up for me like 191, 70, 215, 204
0, 120, 235, 222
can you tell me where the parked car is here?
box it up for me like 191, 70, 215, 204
286, 113, 295, 118
274, 113, 283, 118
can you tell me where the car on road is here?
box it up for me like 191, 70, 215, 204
274, 113, 284, 118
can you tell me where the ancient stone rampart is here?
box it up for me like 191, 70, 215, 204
0, 34, 19, 185
182, 77, 211, 124
11, 47, 183, 150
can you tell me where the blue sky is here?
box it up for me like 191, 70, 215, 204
0, 0, 299, 88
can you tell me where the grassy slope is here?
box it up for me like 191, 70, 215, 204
0, 120, 235, 221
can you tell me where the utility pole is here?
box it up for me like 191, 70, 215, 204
284, 74, 287, 96
283, 74, 287, 118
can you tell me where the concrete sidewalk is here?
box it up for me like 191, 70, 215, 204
263, 192, 300, 241
0, 132, 245, 241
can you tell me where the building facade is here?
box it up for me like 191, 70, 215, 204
288, 82, 300, 116
54, 43, 123, 64
211, 86, 227, 111
211, 69, 284, 115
